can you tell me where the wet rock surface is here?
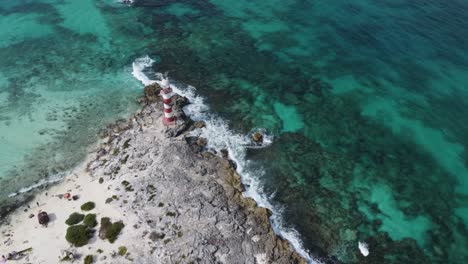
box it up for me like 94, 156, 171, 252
86, 86, 306, 263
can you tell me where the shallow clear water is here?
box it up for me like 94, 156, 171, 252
0, 0, 146, 207
1, 0, 468, 263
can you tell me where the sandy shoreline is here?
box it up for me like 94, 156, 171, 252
0, 83, 306, 264
0, 159, 131, 263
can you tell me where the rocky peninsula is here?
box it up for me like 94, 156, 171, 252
0, 83, 306, 264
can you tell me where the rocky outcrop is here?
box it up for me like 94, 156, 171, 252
86, 85, 306, 263
252, 131, 264, 143
142, 83, 162, 104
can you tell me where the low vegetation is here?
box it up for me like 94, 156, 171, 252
105, 195, 120, 204
65, 225, 93, 247
84, 255, 93, 264
118, 246, 127, 256
65, 212, 84, 226
83, 213, 97, 228
112, 148, 120, 156
121, 180, 130, 186
123, 139, 131, 149
147, 184, 156, 193
120, 155, 129, 164
99, 217, 125, 243
166, 212, 176, 217
81, 201, 96, 211
60, 255, 72, 262
148, 194, 156, 201
121, 180, 134, 192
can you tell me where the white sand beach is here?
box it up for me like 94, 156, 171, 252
0, 157, 137, 264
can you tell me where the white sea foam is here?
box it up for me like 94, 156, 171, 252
131, 55, 156, 86
8, 172, 67, 198
359, 241, 370, 256
132, 56, 316, 263
117, 0, 134, 4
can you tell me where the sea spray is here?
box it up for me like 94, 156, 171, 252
358, 241, 370, 257
131, 56, 315, 263
131, 56, 156, 86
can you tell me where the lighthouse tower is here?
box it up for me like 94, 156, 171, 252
160, 79, 176, 125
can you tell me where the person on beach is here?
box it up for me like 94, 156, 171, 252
1, 255, 6, 264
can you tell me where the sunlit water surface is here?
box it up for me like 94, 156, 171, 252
1, 0, 467, 263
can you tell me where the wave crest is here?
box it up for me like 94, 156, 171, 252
132, 55, 314, 263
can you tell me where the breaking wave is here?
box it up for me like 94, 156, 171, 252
7, 172, 67, 198
132, 56, 316, 263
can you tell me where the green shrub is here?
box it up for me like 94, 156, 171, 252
120, 155, 129, 164
84, 255, 93, 264
148, 194, 156, 202
123, 139, 131, 149
108, 222, 124, 243
121, 180, 130, 186
81, 202, 95, 211
98, 177, 104, 184
99, 217, 125, 243
83, 214, 97, 228
60, 255, 72, 262
147, 184, 156, 193
65, 212, 84, 225
118, 246, 127, 256
100, 217, 111, 230
112, 148, 120, 156
65, 225, 92, 247
121, 181, 134, 192
166, 212, 176, 217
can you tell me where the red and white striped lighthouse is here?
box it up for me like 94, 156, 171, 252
160, 79, 176, 125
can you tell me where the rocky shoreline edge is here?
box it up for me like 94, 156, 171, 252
0, 83, 306, 263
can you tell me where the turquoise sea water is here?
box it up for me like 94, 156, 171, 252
1, 0, 468, 263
